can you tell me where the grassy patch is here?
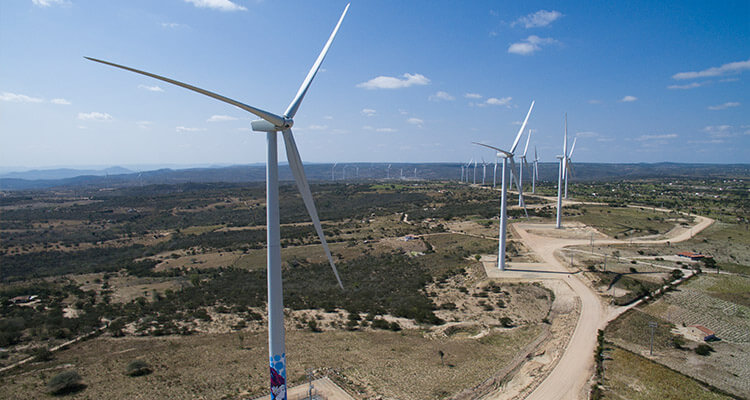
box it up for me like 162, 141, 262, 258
570, 205, 679, 238
602, 346, 732, 400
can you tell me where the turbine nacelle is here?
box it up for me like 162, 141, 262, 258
251, 118, 293, 132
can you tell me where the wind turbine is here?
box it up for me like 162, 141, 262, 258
465, 159, 473, 183
517, 128, 532, 207
331, 162, 337, 181
492, 158, 498, 188
387, 164, 391, 179
474, 100, 534, 270
532, 146, 539, 194
481, 158, 487, 185
473, 159, 477, 184
556, 114, 568, 229
564, 137, 577, 199
86, 5, 349, 400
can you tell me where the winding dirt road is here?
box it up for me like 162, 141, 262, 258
482, 208, 713, 399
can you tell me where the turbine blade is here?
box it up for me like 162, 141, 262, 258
282, 129, 344, 289
563, 113, 568, 155
569, 137, 577, 158
284, 3, 350, 119
84, 57, 284, 126
567, 160, 575, 177
472, 142, 512, 157
523, 128, 532, 157
510, 101, 535, 153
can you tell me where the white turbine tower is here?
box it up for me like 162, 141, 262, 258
474, 101, 534, 270
86, 6, 349, 400
465, 159, 473, 183
556, 114, 569, 229
331, 162, 337, 181
493, 158, 498, 188
387, 164, 391, 179
460, 164, 464, 182
473, 159, 477, 184
517, 128, 532, 207
481, 158, 487, 185
532, 146, 539, 194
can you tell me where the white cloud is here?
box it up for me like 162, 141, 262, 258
588, 99, 601, 104
361, 108, 377, 117
356, 73, 430, 89
162, 22, 186, 29
429, 91, 454, 101
636, 133, 677, 141
672, 58, 750, 80
184, 0, 246, 11
485, 97, 513, 107
575, 131, 599, 138
508, 35, 558, 55
176, 126, 205, 132
703, 125, 734, 138
323, 115, 334, 120
464, 93, 482, 99
206, 114, 238, 122
32, 0, 68, 7
138, 84, 164, 92
621, 95, 638, 102
667, 81, 707, 90
0, 92, 43, 103
707, 102, 740, 111
77, 112, 113, 121
307, 124, 328, 131
376, 127, 397, 133
51, 98, 71, 105
407, 117, 424, 127
513, 10, 563, 28
136, 121, 153, 129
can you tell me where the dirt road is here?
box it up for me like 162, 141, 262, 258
481, 209, 714, 399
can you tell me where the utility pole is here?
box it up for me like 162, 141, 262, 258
648, 321, 658, 356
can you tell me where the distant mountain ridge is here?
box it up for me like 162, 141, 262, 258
0, 162, 748, 190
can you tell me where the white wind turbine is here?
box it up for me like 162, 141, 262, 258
474, 101, 534, 270
532, 146, 539, 194
517, 128, 532, 207
493, 157, 498, 188
331, 162, 337, 181
86, 5, 349, 399
473, 159, 477, 184
556, 114, 570, 229
460, 163, 465, 182
387, 164, 392, 179
481, 158, 487, 185
465, 158, 473, 183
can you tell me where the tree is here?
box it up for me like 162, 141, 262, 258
438, 350, 445, 366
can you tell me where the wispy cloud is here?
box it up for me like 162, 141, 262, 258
485, 97, 512, 107
176, 126, 205, 132
138, 84, 164, 92
407, 117, 424, 127
429, 91, 454, 101
77, 112, 113, 121
361, 108, 377, 117
357, 73, 430, 89
307, 124, 328, 131
672, 58, 750, 80
161, 22, 186, 29
464, 93, 482, 99
667, 81, 707, 90
620, 95, 638, 102
508, 35, 558, 55
636, 133, 677, 141
575, 131, 599, 138
136, 121, 153, 129
206, 114, 237, 122
363, 126, 397, 133
51, 98, 71, 105
0, 92, 43, 103
707, 102, 740, 111
184, 0, 246, 12
703, 125, 735, 138
512, 10, 563, 28
32, 0, 69, 7
588, 99, 601, 104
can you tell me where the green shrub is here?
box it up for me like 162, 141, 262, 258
47, 370, 85, 395
33, 347, 54, 362
695, 343, 714, 356
126, 360, 153, 377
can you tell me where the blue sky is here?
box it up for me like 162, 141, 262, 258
1, 0, 748, 170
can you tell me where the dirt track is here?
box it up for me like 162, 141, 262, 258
479, 205, 714, 399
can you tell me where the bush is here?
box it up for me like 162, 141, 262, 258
695, 343, 714, 356
47, 370, 85, 395
672, 335, 686, 350
389, 321, 402, 331
307, 319, 321, 332
126, 360, 153, 377
33, 347, 54, 362
500, 317, 514, 328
